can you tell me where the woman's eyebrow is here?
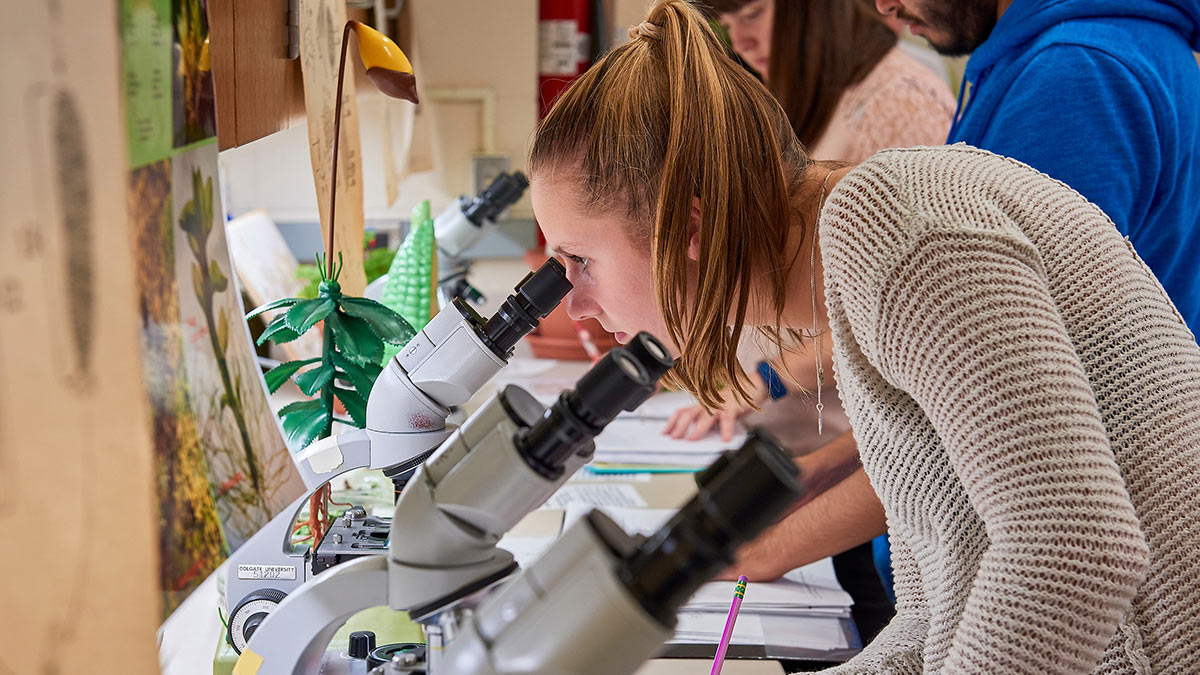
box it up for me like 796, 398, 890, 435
550, 244, 583, 257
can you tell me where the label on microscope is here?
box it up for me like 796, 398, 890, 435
237, 564, 298, 581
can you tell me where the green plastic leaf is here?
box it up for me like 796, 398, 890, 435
340, 297, 416, 345
334, 386, 367, 427
246, 296, 301, 320
332, 352, 376, 399
278, 398, 322, 416
281, 405, 331, 450
284, 297, 335, 334
295, 362, 335, 397
364, 361, 383, 380
328, 313, 383, 365
257, 314, 302, 346
209, 260, 228, 293
263, 358, 320, 393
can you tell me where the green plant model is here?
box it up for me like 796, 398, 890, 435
295, 231, 396, 300
247, 253, 416, 451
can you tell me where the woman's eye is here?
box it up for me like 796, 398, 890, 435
567, 254, 589, 268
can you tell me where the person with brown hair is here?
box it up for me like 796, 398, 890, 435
664, 1, 957, 636
711, 0, 954, 163
666, 0, 955, 443
530, 1, 1200, 671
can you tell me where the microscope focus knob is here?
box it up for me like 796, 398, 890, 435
349, 630, 377, 658
228, 588, 288, 654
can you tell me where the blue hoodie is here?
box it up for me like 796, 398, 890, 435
947, 0, 1200, 334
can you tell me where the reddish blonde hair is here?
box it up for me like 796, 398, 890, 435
530, 0, 811, 408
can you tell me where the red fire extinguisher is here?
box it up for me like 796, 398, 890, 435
538, 0, 591, 120
537, 0, 591, 248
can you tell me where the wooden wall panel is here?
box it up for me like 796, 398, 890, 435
209, 0, 306, 150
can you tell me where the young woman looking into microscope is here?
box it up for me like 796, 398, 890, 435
527, 1, 1200, 671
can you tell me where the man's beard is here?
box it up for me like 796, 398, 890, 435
901, 1, 997, 57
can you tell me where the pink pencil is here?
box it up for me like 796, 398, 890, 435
572, 319, 603, 363
710, 575, 748, 675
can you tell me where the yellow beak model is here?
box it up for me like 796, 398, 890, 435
349, 20, 419, 104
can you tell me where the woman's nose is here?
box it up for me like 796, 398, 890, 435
564, 288, 597, 322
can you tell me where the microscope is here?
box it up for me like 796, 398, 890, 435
426, 430, 804, 675
233, 333, 676, 674
433, 171, 529, 306
224, 258, 570, 653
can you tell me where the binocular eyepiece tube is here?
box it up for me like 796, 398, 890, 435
515, 332, 674, 480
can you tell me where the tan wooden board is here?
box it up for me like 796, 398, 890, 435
0, 0, 160, 670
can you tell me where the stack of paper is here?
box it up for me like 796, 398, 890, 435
671, 559, 854, 650
556, 506, 856, 652
684, 559, 852, 618
592, 416, 745, 467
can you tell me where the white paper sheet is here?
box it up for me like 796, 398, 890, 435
685, 559, 853, 611
561, 505, 677, 537
496, 534, 556, 568
672, 611, 765, 645
671, 611, 853, 651
618, 390, 700, 421
543, 483, 648, 509
593, 417, 745, 466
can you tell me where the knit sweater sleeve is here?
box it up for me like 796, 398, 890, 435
866, 219, 1149, 671
822, 152, 1152, 672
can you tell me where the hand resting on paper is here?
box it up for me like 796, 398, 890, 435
662, 376, 766, 442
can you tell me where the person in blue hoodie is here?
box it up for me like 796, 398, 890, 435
875, 0, 1200, 333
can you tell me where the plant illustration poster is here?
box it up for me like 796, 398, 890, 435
172, 149, 303, 548
122, 0, 304, 613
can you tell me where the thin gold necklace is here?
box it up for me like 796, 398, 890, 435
812, 169, 834, 435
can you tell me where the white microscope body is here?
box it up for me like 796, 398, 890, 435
426, 432, 805, 675
433, 170, 529, 307
233, 334, 677, 675
223, 259, 570, 653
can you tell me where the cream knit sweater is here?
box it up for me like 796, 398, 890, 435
818, 145, 1200, 673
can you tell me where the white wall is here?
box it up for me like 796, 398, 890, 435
219, 0, 539, 231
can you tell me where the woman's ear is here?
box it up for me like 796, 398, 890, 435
687, 197, 702, 262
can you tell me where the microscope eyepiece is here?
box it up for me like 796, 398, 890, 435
568, 348, 652, 429
515, 345, 671, 480
619, 332, 674, 410
480, 257, 571, 356
623, 332, 672, 382
617, 430, 803, 625
462, 171, 530, 226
